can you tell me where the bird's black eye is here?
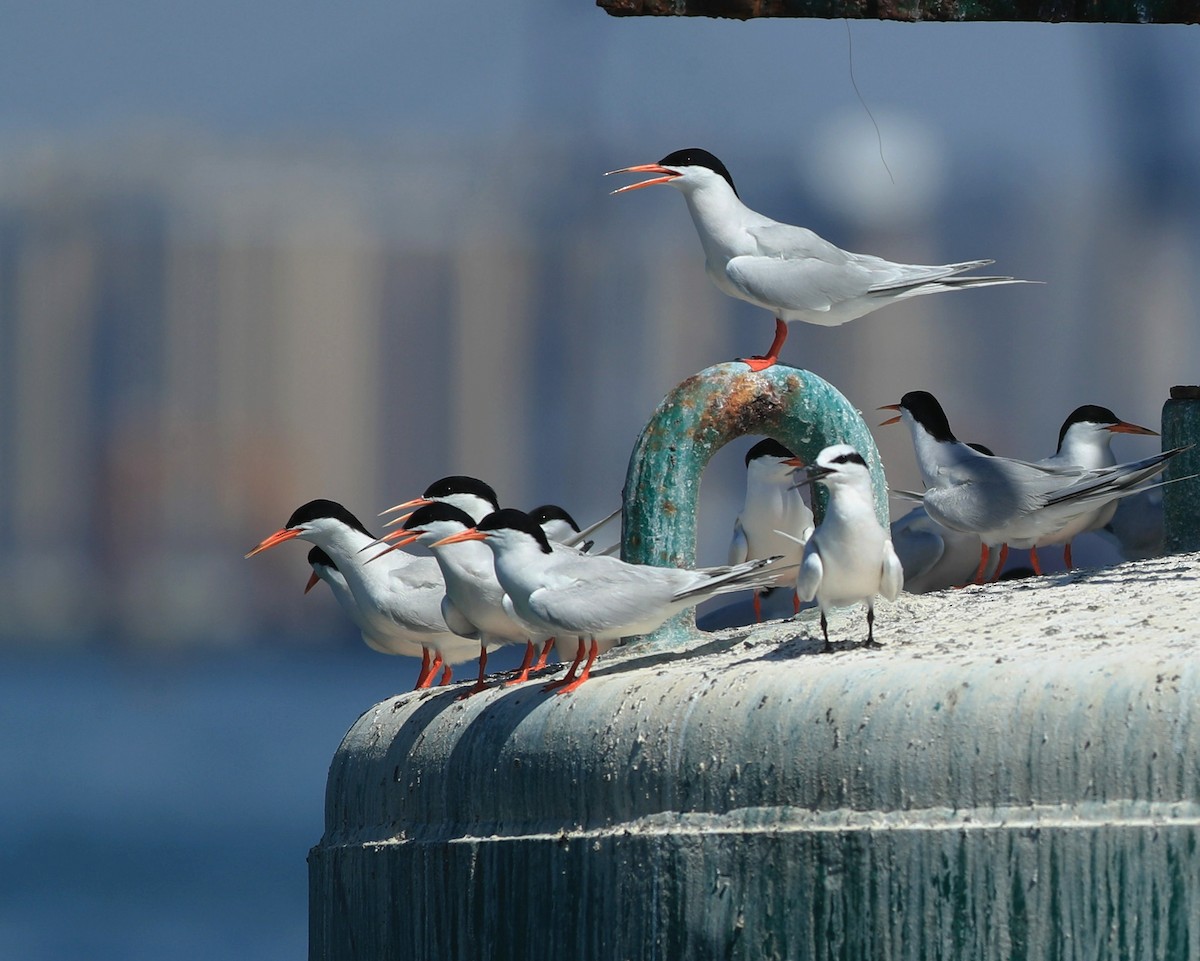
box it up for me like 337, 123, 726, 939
830, 451, 866, 467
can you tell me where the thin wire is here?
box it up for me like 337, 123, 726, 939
845, 19, 894, 185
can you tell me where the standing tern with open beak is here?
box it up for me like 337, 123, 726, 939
881, 391, 1186, 582
1034, 405, 1158, 569
432, 509, 790, 694
785, 445, 903, 652
246, 499, 479, 688
728, 438, 815, 622
607, 147, 1033, 371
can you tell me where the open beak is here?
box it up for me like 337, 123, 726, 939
1109, 421, 1158, 436
431, 528, 488, 548
878, 403, 902, 427
783, 456, 806, 469
303, 571, 321, 594
605, 163, 680, 195
245, 528, 300, 559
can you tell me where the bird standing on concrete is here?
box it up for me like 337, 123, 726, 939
1035, 405, 1158, 569
881, 391, 1185, 581
607, 147, 1031, 370
785, 445, 903, 652
392, 503, 554, 694
728, 438, 814, 621
433, 508, 790, 694
246, 499, 479, 688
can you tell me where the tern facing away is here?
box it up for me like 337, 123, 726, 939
882, 391, 1185, 582
246, 499, 479, 688
784, 445, 903, 652
434, 509, 790, 694
608, 147, 1032, 371
728, 438, 815, 622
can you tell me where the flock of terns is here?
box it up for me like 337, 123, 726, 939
246, 148, 1182, 696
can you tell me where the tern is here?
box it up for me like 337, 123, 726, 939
304, 546, 424, 658
784, 445, 902, 652
381, 475, 500, 527
1034, 405, 1157, 569
881, 391, 1185, 582
728, 438, 815, 621
392, 503, 555, 694
246, 499, 479, 688
888, 444, 999, 593
433, 508, 789, 694
608, 147, 1032, 370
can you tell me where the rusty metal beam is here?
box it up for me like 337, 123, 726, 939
597, 0, 1199, 23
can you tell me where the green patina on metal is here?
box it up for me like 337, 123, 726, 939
1163, 386, 1200, 554
621, 362, 886, 644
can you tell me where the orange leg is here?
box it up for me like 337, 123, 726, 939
738, 318, 788, 372
1029, 546, 1043, 577
1063, 542, 1074, 570
554, 639, 600, 695
970, 544, 991, 585
753, 592, 763, 623
415, 650, 443, 690
438, 664, 453, 686
544, 638, 585, 691
533, 637, 555, 671
792, 591, 800, 615
413, 647, 433, 689
989, 544, 1009, 582
505, 640, 537, 686
458, 644, 490, 699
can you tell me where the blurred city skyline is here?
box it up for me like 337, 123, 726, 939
1, 8, 1197, 649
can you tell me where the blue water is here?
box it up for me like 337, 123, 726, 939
0, 644, 479, 961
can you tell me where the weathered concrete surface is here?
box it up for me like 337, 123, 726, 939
623, 362, 885, 644
310, 552, 1200, 961
597, 0, 1200, 23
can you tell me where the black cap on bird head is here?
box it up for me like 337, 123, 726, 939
657, 148, 738, 197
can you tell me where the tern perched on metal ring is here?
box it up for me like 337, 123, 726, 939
245, 499, 480, 688
1034, 405, 1158, 570
881, 391, 1186, 583
607, 147, 1034, 371
432, 509, 791, 694
783, 445, 903, 652
729, 438, 815, 622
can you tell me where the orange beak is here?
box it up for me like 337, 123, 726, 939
783, 456, 806, 469
431, 528, 488, 548
1109, 421, 1158, 436
878, 403, 902, 427
379, 497, 429, 519
245, 528, 300, 559
605, 163, 680, 194
303, 571, 321, 594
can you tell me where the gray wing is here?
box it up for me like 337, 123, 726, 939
440, 594, 480, 640
880, 540, 904, 602
795, 542, 824, 604
725, 255, 874, 313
